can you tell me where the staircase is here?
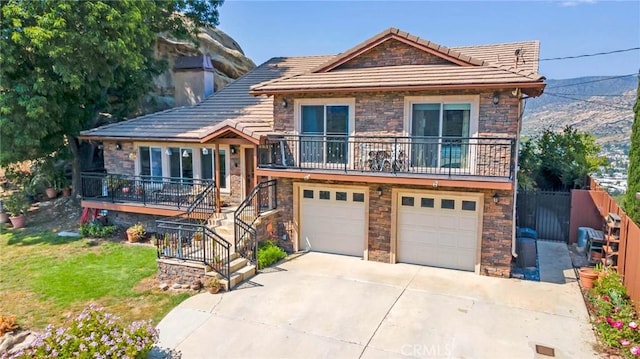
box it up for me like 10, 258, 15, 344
204, 207, 257, 291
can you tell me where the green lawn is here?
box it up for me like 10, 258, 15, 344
0, 227, 191, 330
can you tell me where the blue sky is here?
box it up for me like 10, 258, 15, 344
217, 1, 640, 79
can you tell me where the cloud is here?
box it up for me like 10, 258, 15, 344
560, 0, 596, 7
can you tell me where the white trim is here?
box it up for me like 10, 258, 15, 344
403, 95, 480, 175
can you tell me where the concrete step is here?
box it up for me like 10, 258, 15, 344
229, 257, 248, 273
215, 225, 234, 236
229, 272, 243, 288
237, 264, 256, 282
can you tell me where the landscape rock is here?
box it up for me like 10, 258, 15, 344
180, 284, 190, 289
159, 283, 170, 291
171, 283, 182, 290
0, 331, 37, 356
57, 231, 81, 237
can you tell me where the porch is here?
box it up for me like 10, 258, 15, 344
257, 135, 516, 183
80, 173, 216, 212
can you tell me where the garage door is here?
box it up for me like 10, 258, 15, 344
396, 192, 481, 271
300, 187, 366, 257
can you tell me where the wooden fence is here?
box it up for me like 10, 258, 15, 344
580, 178, 640, 311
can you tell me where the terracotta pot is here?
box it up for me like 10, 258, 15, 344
45, 187, 57, 199
579, 268, 598, 289
62, 188, 71, 197
0, 212, 9, 224
590, 250, 603, 261
9, 215, 26, 229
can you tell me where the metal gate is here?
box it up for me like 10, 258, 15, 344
516, 190, 571, 242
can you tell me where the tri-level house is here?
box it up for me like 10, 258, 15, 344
80, 28, 545, 288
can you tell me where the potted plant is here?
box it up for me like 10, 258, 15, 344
579, 267, 598, 289
204, 277, 222, 294
4, 192, 30, 229
125, 223, 145, 243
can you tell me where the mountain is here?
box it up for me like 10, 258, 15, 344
522, 75, 638, 152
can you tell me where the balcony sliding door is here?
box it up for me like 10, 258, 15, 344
411, 103, 470, 170
300, 104, 349, 166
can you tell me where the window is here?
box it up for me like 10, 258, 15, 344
407, 96, 477, 169
441, 199, 455, 209
353, 193, 365, 202
319, 190, 330, 200
303, 189, 314, 199
201, 148, 228, 189
401, 196, 415, 206
139, 147, 162, 180
169, 148, 193, 182
462, 200, 476, 211
298, 100, 352, 164
336, 192, 347, 201
421, 197, 435, 208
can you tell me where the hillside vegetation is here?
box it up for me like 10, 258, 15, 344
523, 75, 637, 152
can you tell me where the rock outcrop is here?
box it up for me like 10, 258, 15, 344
148, 27, 256, 111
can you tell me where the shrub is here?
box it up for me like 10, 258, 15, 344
257, 241, 287, 270
79, 222, 116, 238
8, 304, 158, 359
0, 315, 19, 336
587, 271, 640, 358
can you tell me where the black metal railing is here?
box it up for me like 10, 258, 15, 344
234, 180, 277, 264
81, 173, 215, 210
258, 135, 516, 179
155, 182, 232, 283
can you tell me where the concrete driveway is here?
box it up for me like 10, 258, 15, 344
154, 252, 598, 359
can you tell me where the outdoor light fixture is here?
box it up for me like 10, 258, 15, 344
115, 143, 122, 150
377, 186, 383, 197
230, 145, 237, 154
182, 150, 190, 158
128, 151, 137, 160
281, 99, 287, 108
493, 192, 500, 204
202, 148, 209, 155
492, 92, 500, 105
165, 148, 172, 156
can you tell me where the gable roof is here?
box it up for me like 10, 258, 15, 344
251, 27, 545, 96
312, 28, 486, 72
80, 55, 333, 142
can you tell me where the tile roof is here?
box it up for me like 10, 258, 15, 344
80, 55, 333, 141
250, 65, 545, 94
251, 27, 544, 95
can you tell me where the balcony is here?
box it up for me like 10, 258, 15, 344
258, 135, 516, 182
81, 172, 215, 213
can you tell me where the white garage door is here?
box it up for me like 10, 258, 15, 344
396, 192, 481, 271
300, 187, 366, 257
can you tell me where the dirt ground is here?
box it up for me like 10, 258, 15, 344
21, 196, 83, 234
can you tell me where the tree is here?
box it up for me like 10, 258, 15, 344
624, 74, 640, 223
0, 0, 222, 195
518, 126, 607, 191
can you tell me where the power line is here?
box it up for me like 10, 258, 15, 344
540, 47, 640, 61
546, 74, 637, 89
543, 92, 633, 111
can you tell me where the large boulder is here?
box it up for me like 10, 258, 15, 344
150, 27, 256, 111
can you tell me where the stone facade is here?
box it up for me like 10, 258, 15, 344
157, 259, 207, 286
274, 90, 519, 137
254, 210, 294, 254
274, 178, 514, 276
103, 141, 135, 176
336, 39, 452, 70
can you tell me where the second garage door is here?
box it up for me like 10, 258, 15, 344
396, 191, 482, 271
300, 186, 366, 257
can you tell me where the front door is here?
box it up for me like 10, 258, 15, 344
244, 147, 255, 196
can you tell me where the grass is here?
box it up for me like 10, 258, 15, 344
0, 227, 191, 331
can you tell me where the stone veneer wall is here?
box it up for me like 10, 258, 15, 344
273, 90, 519, 137
157, 259, 207, 286
254, 210, 294, 254
103, 141, 135, 176
228, 149, 242, 203
274, 178, 513, 277
335, 39, 452, 70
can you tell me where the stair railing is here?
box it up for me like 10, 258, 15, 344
234, 180, 277, 264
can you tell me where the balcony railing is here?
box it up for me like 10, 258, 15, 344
258, 135, 516, 179
81, 172, 215, 211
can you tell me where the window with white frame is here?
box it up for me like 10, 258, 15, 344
406, 96, 478, 169
139, 146, 163, 180
168, 147, 193, 181
297, 99, 354, 165
200, 148, 228, 189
